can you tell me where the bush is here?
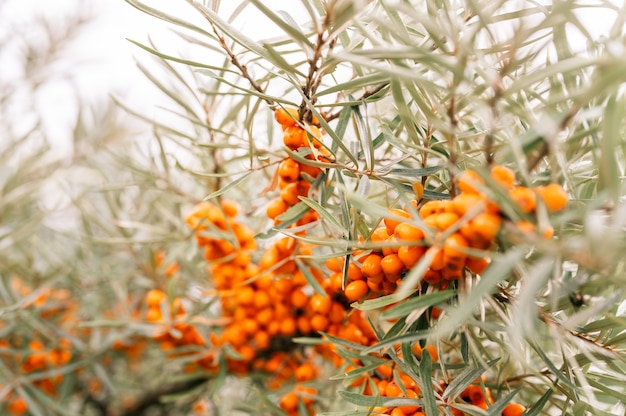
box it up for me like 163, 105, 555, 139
2, 0, 626, 415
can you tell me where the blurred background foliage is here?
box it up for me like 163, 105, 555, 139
1, 0, 626, 415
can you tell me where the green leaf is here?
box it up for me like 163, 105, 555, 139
419, 349, 438, 416
329, 361, 382, 380
599, 94, 623, 203
127, 39, 237, 73
486, 388, 522, 416
521, 387, 552, 416
125, 0, 215, 39
298, 197, 347, 237
432, 248, 526, 337
352, 289, 416, 311
442, 359, 500, 401
248, 0, 314, 49
202, 172, 252, 200
338, 390, 423, 407
295, 257, 326, 297
382, 290, 457, 319
317, 73, 390, 96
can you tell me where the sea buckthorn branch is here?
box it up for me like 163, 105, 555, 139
201, 17, 272, 106
0, 280, 77, 416
178, 101, 571, 416
323, 83, 391, 123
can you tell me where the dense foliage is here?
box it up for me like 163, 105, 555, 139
1, 1, 626, 415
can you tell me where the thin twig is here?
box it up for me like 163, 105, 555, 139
205, 20, 272, 106
324, 83, 390, 123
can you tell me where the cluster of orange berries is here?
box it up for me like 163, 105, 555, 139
1, 338, 73, 415
338, 165, 568, 303
266, 107, 328, 224
457, 378, 526, 416
184, 200, 328, 383
348, 344, 438, 416
1, 279, 77, 415
347, 344, 528, 416
177, 109, 564, 415
143, 289, 206, 354
183, 196, 378, 415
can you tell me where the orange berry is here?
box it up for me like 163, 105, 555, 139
295, 385, 317, 405
423, 269, 442, 285
422, 214, 439, 229
428, 247, 445, 271
266, 198, 288, 220
279, 392, 299, 412
398, 245, 426, 268
450, 408, 465, 416
509, 186, 537, 213
419, 200, 445, 218
370, 227, 390, 244
381, 254, 405, 276
254, 290, 271, 309
361, 254, 383, 278
325, 257, 343, 272
398, 388, 420, 413
220, 199, 239, 217
502, 403, 526, 416
280, 317, 297, 335
290, 289, 308, 309
297, 316, 312, 334
328, 272, 343, 293
384, 209, 412, 234
474, 398, 489, 409
490, 165, 515, 189
517, 220, 535, 234
443, 233, 469, 264
452, 193, 486, 217
235, 286, 255, 306
256, 308, 274, 326
145, 289, 167, 307
471, 212, 502, 241
295, 363, 317, 382
347, 262, 365, 281
303, 125, 321, 146
280, 182, 301, 205
382, 234, 399, 257
329, 302, 346, 323
376, 363, 393, 379
465, 256, 490, 274
310, 293, 331, 314
275, 107, 299, 128
442, 266, 463, 281
7, 397, 28, 415
398, 373, 417, 390
435, 212, 460, 230
385, 382, 403, 397
535, 184, 568, 212
299, 161, 322, 178
457, 169, 484, 194
283, 125, 305, 149
542, 224, 555, 239
344, 280, 369, 302
310, 314, 329, 332
367, 278, 384, 294
390, 408, 406, 416
421, 345, 438, 362
382, 279, 397, 293
394, 222, 424, 242
278, 158, 301, 183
